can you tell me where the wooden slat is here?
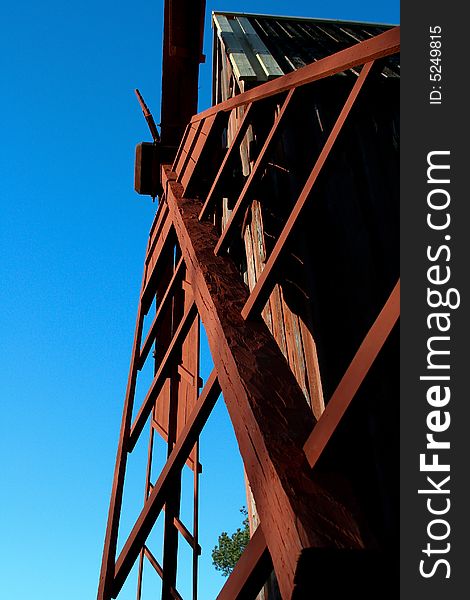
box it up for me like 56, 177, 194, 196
191, 27, 400, 124
172, 123, 191, 173
236, 17, 284, 79
243, 222, 257, 294
268, 284, 288, 359
214, 14, 258, 81
249, 201, 273, 330
138, 256, 185, 369
175, 122, 202, 181
241, 60, 375, 320
142, 214, 174, 312
299, 319, 325, 419
214, 88, 296, 256
243, 203, 276, 334
129, 302, 197, 450
180, 113, 218, 194
146, 201, 169, 263
97, 265, 149, 600
280, 286, 310, 402
143, 547, 183, 600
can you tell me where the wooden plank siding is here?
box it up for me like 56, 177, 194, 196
224, 95, 326, 417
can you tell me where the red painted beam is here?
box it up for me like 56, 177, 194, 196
112, 371, 221, 597
161, 0, 206, 149
161, 166, 364, 599
138, 256, 185, 369
97, 270, 148, 600
141, 215, 174, 313
214, 89, 296, 256
144, 547, 183, 600
199, 102, 254, 220
129, 301, 197, 451
216, 526, 272, 600
216, 281, 400, 596
146, 200, 169, 263
303, 280, 400, 468
160, 504, 200, 553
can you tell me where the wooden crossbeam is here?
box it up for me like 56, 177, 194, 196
180, 113, 219, 194
241, 60, 374, 320
97, 267, 148, 600
138, 256, 185, 369
112, 371, 221, 597
141, 214, 174, 313
129, 301, 198, 450
144, 547, 183, 600
199, 102, 254, 220
214, 88, 295, 256
160, 503, 201, 553
146, 201, 169, 267
216, 526, 272, 600
303, 280, 400, 467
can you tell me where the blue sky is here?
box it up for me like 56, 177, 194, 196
0, 2, 398, 598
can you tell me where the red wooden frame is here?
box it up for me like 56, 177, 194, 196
98, 26, 400, 600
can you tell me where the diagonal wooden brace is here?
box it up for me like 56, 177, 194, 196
161, 165, 364, 599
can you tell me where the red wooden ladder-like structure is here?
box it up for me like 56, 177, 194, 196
98, 26, 400, 600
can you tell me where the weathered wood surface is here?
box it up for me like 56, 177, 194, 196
212, 91, 326, 422
162, 165, 364, 599
242, 199, 324, 418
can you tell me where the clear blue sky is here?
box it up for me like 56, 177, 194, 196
0, 2, 398, 598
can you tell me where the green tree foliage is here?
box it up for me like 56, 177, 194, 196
211, 507, 250, 576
